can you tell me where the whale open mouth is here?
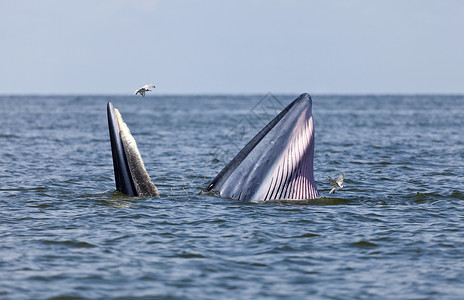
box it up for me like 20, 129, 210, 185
205, 93, 319, 202
107, 102, 158, 197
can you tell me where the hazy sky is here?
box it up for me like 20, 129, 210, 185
1, 0, 463, 95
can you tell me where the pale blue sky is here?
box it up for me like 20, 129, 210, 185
1, 0, 463, 95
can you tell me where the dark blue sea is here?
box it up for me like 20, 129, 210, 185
1, 94, 463, 299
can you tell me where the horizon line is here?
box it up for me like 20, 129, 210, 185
1, 92, 463, 97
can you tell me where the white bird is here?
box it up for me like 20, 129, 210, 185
329, 172, 346, 194
134, 84, 156, 97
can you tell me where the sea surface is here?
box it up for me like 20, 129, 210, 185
0, 94, 463, 299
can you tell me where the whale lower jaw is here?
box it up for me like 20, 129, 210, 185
259, 114, 318, 201
206, 93, 319, 202
107, 102, 158, 197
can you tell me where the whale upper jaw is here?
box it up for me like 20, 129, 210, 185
205, 93, 319, 202
107, 102, 158, 197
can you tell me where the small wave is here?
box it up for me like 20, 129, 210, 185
210, 218, 227, 223
450, 190, 464, 200
272, 197, 350, 206
293, 233, 321, 238
379, 177, 395, 181
47, 294, 87, 300
405, 191, 451, 203
104, 235, 132, 244
349, 240, 378, 248
0, 134, 20, 139
41, 240, 96, 248
0, 186, 48, 192
175, 252, 205, 259
234, 260, 268, 267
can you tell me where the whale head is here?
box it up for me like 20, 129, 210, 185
107, 102, 158, 197
205, 93, 319, 202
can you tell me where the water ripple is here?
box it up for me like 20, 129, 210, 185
0, 95, 463, 299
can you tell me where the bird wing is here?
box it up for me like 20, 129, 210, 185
141, 90, 146, 97
336, 173, 344, 185
143, 84, 155, 89
134, 89, 140, 95
328, 176, 338, 188
329, 188, 336, 194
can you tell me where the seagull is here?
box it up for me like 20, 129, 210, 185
134, 84, 156, 97
329, 172, 346, 194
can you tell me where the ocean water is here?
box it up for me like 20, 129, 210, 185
0, 94, 463, 299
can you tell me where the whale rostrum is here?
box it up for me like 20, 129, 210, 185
107, 102, 158, 197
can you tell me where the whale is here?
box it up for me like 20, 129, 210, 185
107, 93, 319, 201
107, 102, 158, 197
205, 93, 319, 202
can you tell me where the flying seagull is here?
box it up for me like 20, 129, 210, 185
329, 172, 346, 194
134, 84, 156, 97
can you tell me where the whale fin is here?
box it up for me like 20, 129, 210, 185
205, 93, 319, 202
107, 102, 158, 197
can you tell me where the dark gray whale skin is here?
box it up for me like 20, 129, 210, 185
107, 102, 137, 196
205, 93, 319, 202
